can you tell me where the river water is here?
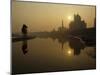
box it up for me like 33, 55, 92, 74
12, 37, 96, 74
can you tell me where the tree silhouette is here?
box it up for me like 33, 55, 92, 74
21, 24, 28, 36
69, 14, 87, 31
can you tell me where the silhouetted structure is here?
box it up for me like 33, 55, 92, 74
58, 20, 67, 33
21, 24, 28, 36
69, 14, 87, 31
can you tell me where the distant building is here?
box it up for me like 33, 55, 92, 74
69, 14, 87, 31
58, 20, 67, 32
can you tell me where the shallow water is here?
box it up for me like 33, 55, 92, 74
12, 37, 96, 74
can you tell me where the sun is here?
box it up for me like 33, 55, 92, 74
67, 50, 72, 55
68, 16, 73, 21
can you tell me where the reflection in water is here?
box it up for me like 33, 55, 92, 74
68, 37, 85, 56
12, 37, 96, 74
55, 36, 85, 56
67, 50, 72, 55
56, 37, 67, 50
56, 36, 96, 58
66, 49, 73, 56
21, 36, 95, 57
86, 47, 96, 59
22, 40, 28, 54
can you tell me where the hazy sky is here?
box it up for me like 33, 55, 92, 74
12, 1, 96, 33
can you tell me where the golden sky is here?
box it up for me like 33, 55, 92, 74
12, 1, 96, 33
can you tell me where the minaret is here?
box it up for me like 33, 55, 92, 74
62, 19, 64, 28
